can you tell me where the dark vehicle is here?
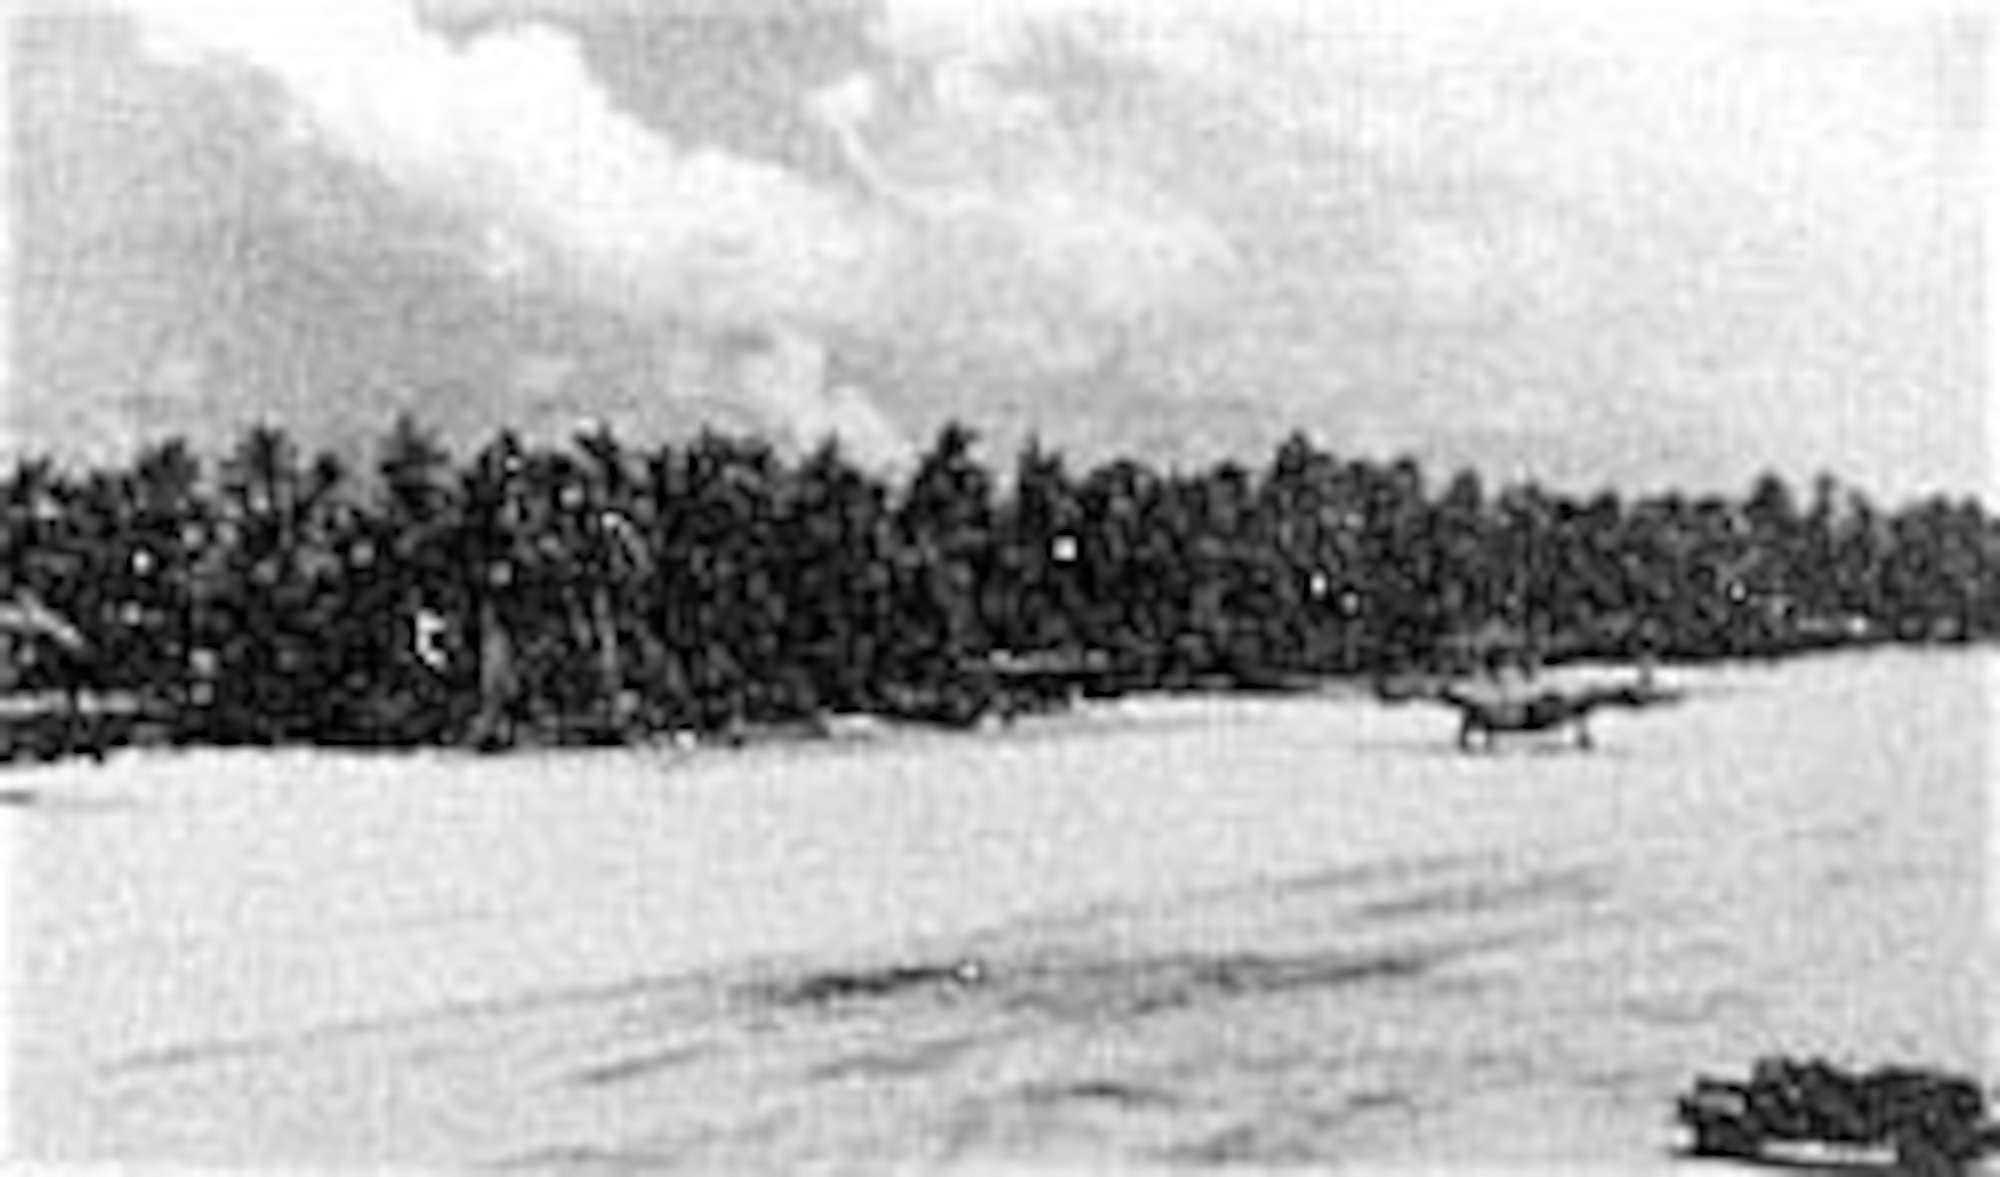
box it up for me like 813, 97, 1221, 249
1677, 1057, 1993, 1173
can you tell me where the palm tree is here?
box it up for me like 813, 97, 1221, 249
757, 438, 890, 714
1, 456, 78, 607
458, 430, 531, 748
994, 437, 1084, 656
1071, 457, 1169, 681
121, 439, 207, 701
377, 413, 461, 617
205, 426, 364, 738
892, 423, 996, 701
573, 422, 648, 736
659, 430, 786, 729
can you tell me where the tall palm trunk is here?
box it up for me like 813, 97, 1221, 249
592, 581, 620, 731
474, 594, 518, 748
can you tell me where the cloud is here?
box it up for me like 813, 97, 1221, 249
121, 0, 884, 334
865, 0, 1982, 495
417, 0, 870, 27
48, 0, 1979, 497
1394, 214, 1599, 328
808, 62, 1236, 376
733, 328, 912, 471
105, 0, 922, 461
106, 0, 1235, 456
117, 0, 1234, 356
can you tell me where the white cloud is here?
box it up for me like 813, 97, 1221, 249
66, 0, 1979, 494
1395, 215, 1598, 328
118, 0, 883, 333
112, 0, 1238, 438
733, 328, 913, 470
868, 0, 1980, 492
107, 0, 930, 458
807, 53, 1236, 375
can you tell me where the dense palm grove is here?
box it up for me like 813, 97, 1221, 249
3, 417, 1996, 746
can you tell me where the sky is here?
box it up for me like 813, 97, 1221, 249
5, 0, 1990, 500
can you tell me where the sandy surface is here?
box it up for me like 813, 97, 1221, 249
6, 650, 1992, 1170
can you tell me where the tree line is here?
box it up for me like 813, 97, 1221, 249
2, 417, 1994, 746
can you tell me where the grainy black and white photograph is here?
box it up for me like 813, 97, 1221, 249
2, 0, 1993, 1171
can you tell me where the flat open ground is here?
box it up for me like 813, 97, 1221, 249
6, 651, 1992, 1172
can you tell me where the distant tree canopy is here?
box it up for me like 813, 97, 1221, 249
3, 417, 1995, 746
